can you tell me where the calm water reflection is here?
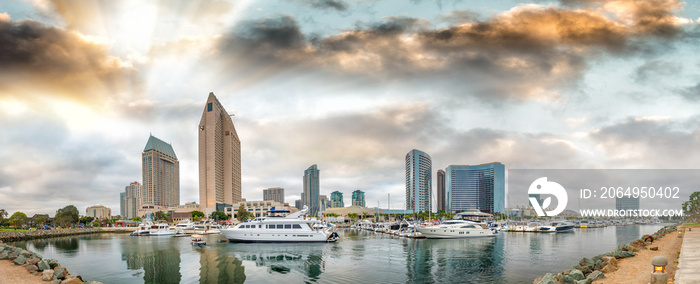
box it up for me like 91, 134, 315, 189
10, 224, 671, 283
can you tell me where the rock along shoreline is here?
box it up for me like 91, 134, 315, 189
532, 224, 679, 284
0, 228, 102, 242
0, 241, 103, 284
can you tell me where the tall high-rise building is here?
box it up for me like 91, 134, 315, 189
142, 135, 180, 208
405, 149, 432, 213
123, 181, 143, 219
302, 164, 320, 215
616, 197, 640, 211
446, 163, 505, 214
437, 169, 446, 212
263, 187, 285, 204
330, 191, 344, 208
352, 190, 365, 207
199, 92, 242, 215
120, 192, 125, 218
295, 199, 302, 210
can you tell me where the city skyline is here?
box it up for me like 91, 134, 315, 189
1, 1, 700, 215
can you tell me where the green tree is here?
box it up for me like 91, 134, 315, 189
130, 216, 142, 222
35, 216, 49, 227
347, 213, 358, 221
191, 211, 205, 220
80, 216, 95, 225
210, 211, 230, 221
236, 205, 253, 222
0, 209, 8, 221
54, 205, 79, 226
10, 212, 27, 228
154, 211, 167, 221
682, 191, 700, 223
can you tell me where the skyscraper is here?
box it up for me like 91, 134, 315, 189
330, 191, 344, 208
352, 190, 365, 207
199, 92, 242, 215
120, 192, 125, 218
142, 135, 179, 208
436, 169, 445, 212
405, 149, 432, 213
445, 163, 505, 214
263, 187, 285, 204
123, 181, 143, 219
302, 164, 320, 215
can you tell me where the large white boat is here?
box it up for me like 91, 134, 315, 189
149, 223, 176, 236
417, 219, 498, 239
176, 219, 195, 233
221, 206, 338, 243
538, 221, 575, 233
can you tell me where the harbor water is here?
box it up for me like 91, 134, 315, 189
10, 224, 670, 283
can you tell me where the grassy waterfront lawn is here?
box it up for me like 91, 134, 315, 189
0, 228, 30, 232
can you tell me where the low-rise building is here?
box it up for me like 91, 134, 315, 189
225, 200, 298, 219
86, 205, 111, 220
137, 203, 167, 218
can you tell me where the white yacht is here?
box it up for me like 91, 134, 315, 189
221, 206, 338, 243
176, 220, 195, 233
130, 220, 153, 236
194, 220, 222, 234
149, 223, 176, 236
538, 221, 575, 233
417, 219, 498, 239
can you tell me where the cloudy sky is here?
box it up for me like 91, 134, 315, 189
1, 0, 700, 216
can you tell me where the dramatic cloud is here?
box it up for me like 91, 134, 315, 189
296, 0, 349, 11
0, 15, 139, 105
591, 116, 700, 168
215, 0, 695, 103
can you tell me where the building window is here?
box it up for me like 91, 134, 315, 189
207, 102, 213, 112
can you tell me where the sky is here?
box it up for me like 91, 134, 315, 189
1, 0, 700, 217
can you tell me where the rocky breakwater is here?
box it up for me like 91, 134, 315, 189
0, 228, 101, 242
533, 225, 679, 284
0, 242, 103, 284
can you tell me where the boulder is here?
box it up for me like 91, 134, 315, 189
579, 258, 595, 268
26, 264, 39, 274
613, 248, 623, 259
38, 260, 50, 271
21, 250, 32, 258
600, 264, 618, 273
587, 271, 606, 281
0, 252, 8, 260
621, 251, 636, 258
569, 269, 585, 281
51, 280, 61, 284
28, 258, 41, 265
60, 277, 83, 284
14, 255, 27, 265
42, 269, 54, 281
560, 275, 576, 284
643, 234, 654, 243
48, 259, 59, 269
650, 246, 659, 251
579, 266, 592, 275
593, 262, 602, 271
535, 273, 556, 284
54, 267, 68, 280
576, 279, 593, 284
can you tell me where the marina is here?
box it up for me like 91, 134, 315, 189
8, 223, 672, 283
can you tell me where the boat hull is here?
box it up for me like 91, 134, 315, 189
222, 230, 332, 242
417, 228, 498, 239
